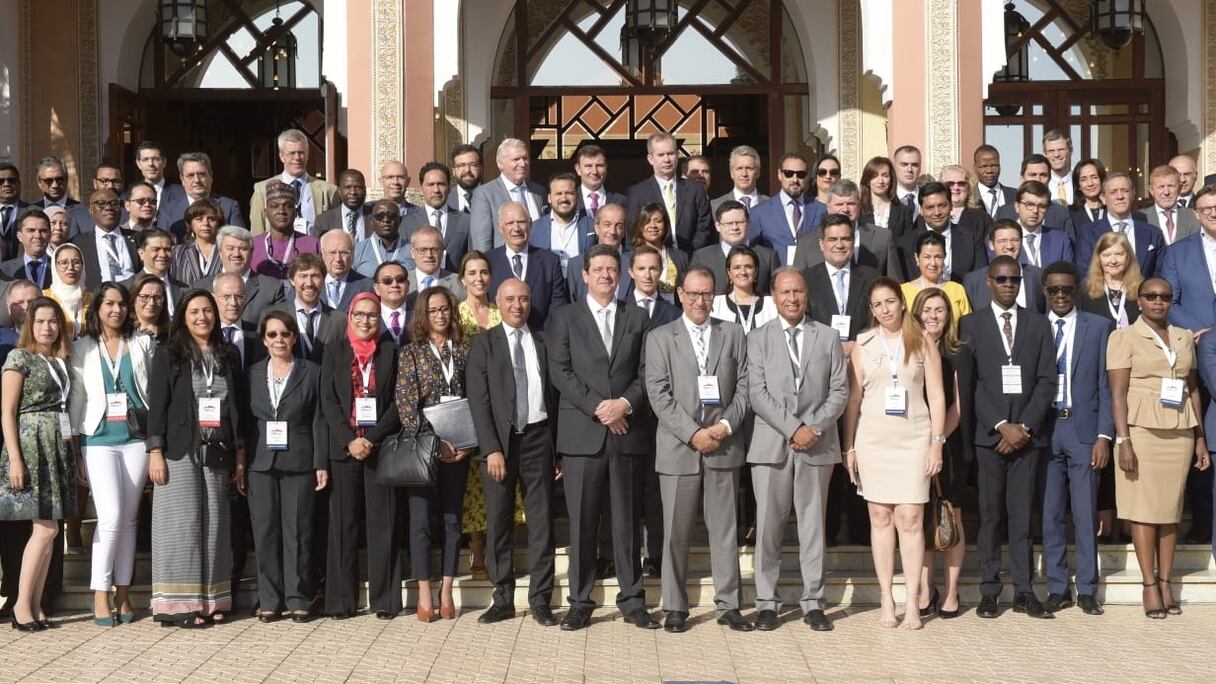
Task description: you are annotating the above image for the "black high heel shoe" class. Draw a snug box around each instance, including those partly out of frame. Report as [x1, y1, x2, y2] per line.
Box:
[938, 594, 962, 619]
[918, 587, 940, 618]
[9, 613, 43, 632]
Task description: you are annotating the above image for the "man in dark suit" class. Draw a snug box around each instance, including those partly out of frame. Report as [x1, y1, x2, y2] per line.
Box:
[448, 144, 483, 214]
[1075, 173, 1165, 278]
[692, 200, 780, 296]
[748, 152, 827, 266]
[959, 255, 1057, 619]
[973, 144, 1017, 218]
[567, 203, 632, 302]
[899, 182, 986, 283]
[996, 154, 1077, 242]
[70, 189, 140, 289]
[0, 211, 53, 288]
[625, 132, 713, 259]
[466, 278, 560, 627]
[573, 144, 627, 219]
[1038, 261, 1114, 616]
[194, 225, 285, 327]
[530, 172, 596, 278]
[792, 180, 902, 279]
[0, 163, 31, 260]
[312, 169, 371, 241]
[122, 181, 160, 234]
[119, 228, 187, 316]
[711, 145, 768, 214]
[275, 253, 340, 364]
[892, 145, 923, 217]
[1001, 181, 1074, 269]
[316, 230, 372, 312]
[131, 141, 185, 230]
[548, 244, 655, 631]
[401, 161, 471, 273]
[32, 155, 91, 238]
[1170, 154, 1199, 209]
[487, 203, 567, 330]
[966, 220, 1046, 313]
[470, 138, 546, 252]
[160, 152, 246, 240]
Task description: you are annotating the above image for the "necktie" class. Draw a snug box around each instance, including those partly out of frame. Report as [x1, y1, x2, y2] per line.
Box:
[786, 327, 801, 382]
[1090, 206, 1104, 223]
[588, 192, 599, 216]
[104, 232, 124, 279]
[1054, 319, 1068, 409]
[514, 185, 528, 217]
[1001, 311, 1014, 350]
[28, 259, 41, 285]
[292, 179, 304, 217]
[1025, 233, 1039, 267]
[988, 187, 999, 216]
[224, 325, 238, 345]
[0, 205, 10, 235]
[512, 253, 523, 278]
[640, 296, 653, 318]
[390, 310, 402, 341]
[1164, 208, 1175, 243]
[903, 194, 915, 209]
[512, 329, 528, 428]
[692, 324, 707, 374]
[790, 200, 803, 236]
[1056, 181, 1067, 204]
[327, 280, 341, 308]
[740, 196, 752, 210]
[299, 309, 317, 355]
[1179, 196, 1190, 209]
[599, 308, 613, 355]
[1115, 220, 1128, 235]
[433, 209, 444, 236]
[345, 209, 358, 238]
[422, 274, 434, 289]
[663, 181, 677, 226]
[834, 270, 847, 314]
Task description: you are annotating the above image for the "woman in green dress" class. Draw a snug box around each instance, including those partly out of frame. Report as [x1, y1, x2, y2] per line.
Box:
[0, 297, 77, 631]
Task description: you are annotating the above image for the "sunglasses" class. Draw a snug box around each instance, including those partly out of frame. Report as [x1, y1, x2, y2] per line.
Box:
[1044, 285, 1075, 296]
[943, 181, 969, 188]
[816, 168, 841, 178]
[991, 275, 1022, 285]
[371, 211, 398, 221]
[39, 176, 66, 185]
[378, 275, 408, 285]
[1139, 292, 1171, 302]
[91, 200, 122, 209]
[0, 177, 19, 186]
[129, 197, 157, 206]
[780, 169, 809, 179]
[264, 330, 295, 340]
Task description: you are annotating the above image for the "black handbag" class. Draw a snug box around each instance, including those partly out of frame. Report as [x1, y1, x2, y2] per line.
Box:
[375, 425, 439, 488]
[126, 407, 149, 440]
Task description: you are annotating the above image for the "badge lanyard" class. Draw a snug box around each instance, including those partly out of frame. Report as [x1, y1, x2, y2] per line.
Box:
[102, 337, 127, 393]
[264, 233, 297, 270]
[430, 341, 455, 392]
[99, 232, 128, 278]
[268, 362, 292, 420]
[42, 355, 70, 413]
[200, 355, 216, 396]
[1147, 326, 1178, 378]
[371, 238, 397, 266]
[733, 296, 757, 332]
[359, 357, 374, 397]
[1106, 287, 1127, 328]
[876, 330, 903, 386]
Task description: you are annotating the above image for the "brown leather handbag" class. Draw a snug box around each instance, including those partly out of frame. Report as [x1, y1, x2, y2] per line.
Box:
[930, 475, 961, 551]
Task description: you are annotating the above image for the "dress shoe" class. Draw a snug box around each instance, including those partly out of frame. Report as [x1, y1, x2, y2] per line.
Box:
[478, 604, 516, 624]
[716, 609, 754, 632]
[327, 612, 355, 621]
[1184, 522, 1212, 545]
[918, 587, 940, 618]
[595, 559, 616, 580]
[623, 608, 661, 629]
[374, 610, 397, 620]
[643, 559, 661, 579]
[416, 606, 438, 623]
[1077, 594, 1104, 615]
[1042, 592, 1074, 613]
[531, 605, 557, 627]
[976, 595, 1000, 618]
[439, 603, 456, 620]
[37, 617, 57, 629]
[1012, 593, 1055, 619]
[803, 609, 832, 632]
[256, 611, 283, 623]
[560, 607, 591, 631]
[663, 611, 689, 633]
[290, 611, 312, 624]
[754, 609, 778, 631]
[10, 613, 43, 632]
[938, 595, 962, 619]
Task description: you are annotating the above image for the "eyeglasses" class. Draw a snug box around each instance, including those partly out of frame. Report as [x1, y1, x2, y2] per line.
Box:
[1139, 292, 1171, 302]
[991, 275, 1023, 285]
[217, 293, 246, 302]
[718, 220, 748, 228]
[413, 247, 442, 255]
[136, 294, 166, 304]
[38, 176, 66, 186]
[1045, 285, 1075, 296]
[426, 305, 452, 317]
[351, 311, 379, 322]
[129, 197, 157, 206]
[816, 168, 841, 178]
[264, 330, 295, 340]
[371, 212, 397, 222]
[91, 200, 122, 209]
[1019, 200, 1049, 211]
[377, 275, 408, 285]
[680, 291, 715, 302]
[780, 169, 809, 179]
[1194, 205, 1216, 215]
[94, 178, 122, 187]
[992, 237, 1022, 246]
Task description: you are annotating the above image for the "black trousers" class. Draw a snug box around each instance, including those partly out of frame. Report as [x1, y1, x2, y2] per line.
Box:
[562, 442, 644, 612]
[638, 450, 663, 563]
[977, 445, 1040, 596]
[825, 463, 870, 545]
[326, 457, 403, 615]
[0, 521, 28, 608]
[484, 422, 555, 609]
[248, 469, 315, 612]
[406, 458, 470, 581]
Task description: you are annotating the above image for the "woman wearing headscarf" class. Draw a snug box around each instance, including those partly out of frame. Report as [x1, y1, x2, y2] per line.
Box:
[43, 242, 91, 341]
[44, 205, 72, 254]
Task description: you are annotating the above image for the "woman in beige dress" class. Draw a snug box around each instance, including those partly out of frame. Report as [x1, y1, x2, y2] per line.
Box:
[1107, 276, 1209, 619]
[842, 277, 945, 630]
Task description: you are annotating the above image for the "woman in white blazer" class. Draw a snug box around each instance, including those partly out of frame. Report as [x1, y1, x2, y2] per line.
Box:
[68, 282, 153, 626]
[710, 245, 778, 333]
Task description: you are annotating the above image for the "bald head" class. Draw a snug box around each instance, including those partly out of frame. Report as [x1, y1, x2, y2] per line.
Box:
[495, 277, 532, 328]
[1170, 154, 1199, 196]
[380, 160, 410, 203]
[498, 201, 531, 251]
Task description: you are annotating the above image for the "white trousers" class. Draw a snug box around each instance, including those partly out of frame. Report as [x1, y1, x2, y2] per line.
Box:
[83, 442, 149, 591]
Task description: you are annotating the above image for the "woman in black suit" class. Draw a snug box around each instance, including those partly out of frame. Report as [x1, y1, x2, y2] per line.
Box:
[1070, 158, 1108, 228]
[145, 289, 245, 628]
[322, 291, 403, 619]
[860, 156, 913, 239]
[245, 309, 327, 623]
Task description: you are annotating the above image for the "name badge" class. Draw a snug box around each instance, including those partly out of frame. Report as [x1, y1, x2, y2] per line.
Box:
[439, 395, 461, 404]
[106, 393, 128, 423]
[1160, 378, 1185, 409]
[1055, 373, 1065, 404]
[198, 397, 222, 427]
[786, 245, 797, 267]
[57, 412, 73, 441]
[266, 421, 289, 450]
[697, 375, 721, 406]
[830, 315, 852, 340]
[1001, 364, 1022, 395]
[884, 385, 907, 416]
[293, 217, 308, 233]
[355, 396, 378, 426]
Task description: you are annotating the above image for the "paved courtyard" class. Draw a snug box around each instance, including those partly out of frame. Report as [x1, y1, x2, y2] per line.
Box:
[0, 604, 1210, 683]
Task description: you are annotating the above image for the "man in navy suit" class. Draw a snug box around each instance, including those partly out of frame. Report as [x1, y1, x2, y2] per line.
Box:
[0, 163, 30, 260]
[1039, 261, 1114, 616]
[748, 152, 827, 266]
[448, 144, 483, 214]
[530, 172, 596, 278]
[996, 155, 1076, 242]
[625, 132, 713, 259]
[317, 229, 372, 311]
[160, 152, 246, 240]
[1005, 181, 1073, 268]
[132, 141, 185, 230]
[1075, 173, 1164, 278]
[488, 202, 567, 330]
[401, 161, 472, 273]
[0, 210, 53, 288]
[574, 144, 627, 219]
[567, 203, 632, 302]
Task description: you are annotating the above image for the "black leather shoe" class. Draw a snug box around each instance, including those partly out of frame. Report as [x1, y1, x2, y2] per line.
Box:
[560, 607, 591, 631]
[918, 587, 940, 618]
[716, 609, 754, 632]
[1042, 592, 1074, 613]
[478, 604, 516, 624]
[531, 605, 557, 626]
[256, 611, 283, 623]
[1012, 593, 1055, 619]
[664, 611, 689, 633]
[623, 608, 661, 629]
[803, 609, 832, 631]
[754, 609, 778, 631]
[643, 559, 661, 579]
[977, 595, 1000, 618]
[595, 559, 616, 579]
[1077, 594, 1104, 615]
[327, 612, 355, 621]
[374, 610, 397, 620]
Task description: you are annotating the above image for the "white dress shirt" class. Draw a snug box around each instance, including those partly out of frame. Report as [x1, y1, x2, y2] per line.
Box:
[93, 227, 135, 282]
[979, 182, 1004, 215]
[501, 177, 539, 220]
[1201, 231, 1216, 286]
[1049, 173, 1073, 205]
[381, 303, 409, 344]
[1108, 213, 1138, 256]
[341, 205, 365, 239]
[504, 245, 529, 280]
[281, 171, 316, 224]
[581, 186, 606, 213]
[501, 320, 547, 424]
[681, 314, 731, 434]
[1154, 204, 1179, 243]
[824, 262, 851, 314]
[324, 273, 347, 309]
[1047, 308, 1077, 408]
[427, 205, 448, 238]
[220, 320, 245, 366]
[991, 301, 1019, 353]
[733, 189, 761, 208]
[633, 289, 657, 317]
[1021, 225, 1043, 267]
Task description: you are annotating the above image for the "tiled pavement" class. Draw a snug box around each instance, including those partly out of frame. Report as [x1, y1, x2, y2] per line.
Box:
[1, 605, 1211, 683]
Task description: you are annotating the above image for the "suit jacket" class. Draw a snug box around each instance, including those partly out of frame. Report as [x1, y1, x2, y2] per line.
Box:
[640, 296, 680, 329]
[248, 176, 339, 235]
[245, 358, 327, 471]
[163, 192, 245, 242]
[1000, 226, 1074, 269]
[1160, 230, 1216, 331]
[625, 176, 713, 259]
[691, 242, 780, 296]
[976, 183, 1018, 217]
[963, 264, 1045, 313]
[318, 272, 373, 311]
[267, 300, 342, 363]
[0, 200, 31, 259]
[710, 191, 768, 215]
[194, 270, 285, 327]
[466, 325, 559, 457]
[1075, 217, 1164, 278]
[1144, 204, 1202, 244]
[746, 317, 848, 465]
[955, 207, 994, 241]
[318, 340, 402, 460]
[67, 333, 153, 437]
[352, 236, 411, 279]
[407, 269, 465, 305]
[1197, 332, 1216, 454]
[1054, 311, 1116, 443]
[469, 177, 547, 252]
[448, 184, 478, 214]
[0, 255, 52, 288]
[119, 271, 187, 311]
[566, 248, 632, 303]
[529, 213, 596, 259]
[142, 183, 185, 231]
[958, 306, 1057, 448]
[1076, 287, 1139, 327]
[34, 199, 91, 239]
[400, 206, 471, 273]
[144, 343, 245, 463]
[748, 193, 827, 266]
[997, 201, 1077, 243]
[804, 262, 879, 341]
[862, 200, 914, 241]
[313, 203, 373, 240]
[793, 222, 903, 280]
[486, 246, 567, 330]
[899, 221, 986, 284]
[70, 228, 141, 290]
[1070, 204, 1106, 231]
[547, 299, 650, 456]
[576, 189, 628, 218]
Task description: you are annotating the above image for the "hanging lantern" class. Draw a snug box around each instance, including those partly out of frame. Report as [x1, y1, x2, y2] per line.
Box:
[258, 17, 298, 90]
[1091, 0, 1144, 50]
[159, 0, 207, 57]
[621, 0, 678, 79]
[991, 3, 1030, 116]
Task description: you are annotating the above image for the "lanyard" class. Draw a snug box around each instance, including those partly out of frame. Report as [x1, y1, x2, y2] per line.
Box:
[359, 357, 374, 397]
[732, 295, 757, 332]
[430, 341, 455, 389]
[199, 355, 216, 396]
[876, 330, 903, 383]
[1147, 326, 1178, 377]
[264, 233, 297, 267]
[1106, 286, 1128, 327]
[99, 231, 126, 273]
[268, 362, 292, 417]
[41, 355, 69, 410]
[101, 337, 127, 391]
[371, 238, 397, 266]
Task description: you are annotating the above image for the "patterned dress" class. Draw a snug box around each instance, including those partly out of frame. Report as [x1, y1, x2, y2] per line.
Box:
[0, 348, 78, 521]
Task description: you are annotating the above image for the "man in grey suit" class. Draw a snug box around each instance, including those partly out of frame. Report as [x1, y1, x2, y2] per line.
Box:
[317, 230, 372, 311]
[194, 225, 285, 327]
[402, 161, 471, 273]
[312, 169, 371, 241]
[406, 225, 464, 304]
[470, 138, 546, 252]
[1144, 164, 1201, 245]
[691, 200, 780, 296]
[792, 179, 903, 280]
[710, 145, 767, 214]
[747, 268, 848, 632]
[645, 266, 752, 633]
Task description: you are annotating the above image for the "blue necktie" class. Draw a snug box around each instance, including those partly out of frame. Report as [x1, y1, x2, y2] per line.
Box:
[1054, 319, 1068, 409]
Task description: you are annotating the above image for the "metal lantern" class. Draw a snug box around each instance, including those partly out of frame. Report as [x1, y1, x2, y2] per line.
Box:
[258, 17, 298, 90]
[621, 0, 678, 79]
[158, 0, 207, 57]
[991, 3, 1030, 116]
[1091, 0, 1144, 50]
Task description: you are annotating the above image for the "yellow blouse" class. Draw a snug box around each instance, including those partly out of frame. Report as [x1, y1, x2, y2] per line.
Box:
[901, 280, 971, 334]
[458, 300, 502, 338]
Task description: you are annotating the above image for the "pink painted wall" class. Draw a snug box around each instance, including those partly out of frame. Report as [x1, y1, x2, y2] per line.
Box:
[887, 0, 926, 154]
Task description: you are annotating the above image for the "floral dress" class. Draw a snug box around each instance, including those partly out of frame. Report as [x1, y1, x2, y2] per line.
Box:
[0, 349, 78, 520]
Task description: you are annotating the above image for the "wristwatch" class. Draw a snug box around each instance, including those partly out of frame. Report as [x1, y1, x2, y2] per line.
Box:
[1115, 435, 1131, 446]
[931, 434, 947, 444]
[1019, 423, 1032, 436]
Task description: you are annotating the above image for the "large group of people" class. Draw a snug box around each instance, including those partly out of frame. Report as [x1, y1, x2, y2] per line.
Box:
[0, 127, 1214, 635]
